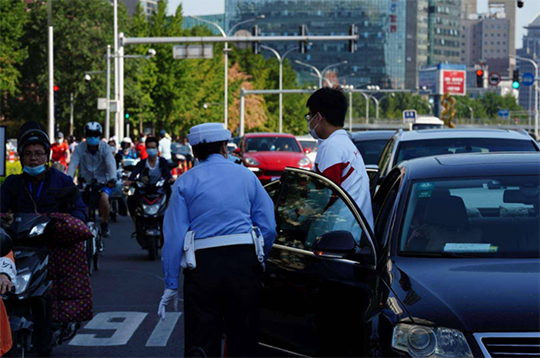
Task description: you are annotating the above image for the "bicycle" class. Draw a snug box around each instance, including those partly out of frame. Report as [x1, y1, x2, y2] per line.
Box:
[78, 179, 104, 275]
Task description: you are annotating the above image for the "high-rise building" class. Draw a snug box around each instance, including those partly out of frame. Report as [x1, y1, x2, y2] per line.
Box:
[517, 12, 540, 112]
[461, 0, 477, 20]
[405, 0, 429, 89]
[183, 14, 226, 36]
[426, 0, 462, 66]
[488, 0, 515, 66]
[120, 0, 159, 17]
[224, 0, 409, 89]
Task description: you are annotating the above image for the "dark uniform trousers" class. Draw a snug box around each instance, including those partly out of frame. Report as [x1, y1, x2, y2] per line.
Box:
[183, 244, 261, 358]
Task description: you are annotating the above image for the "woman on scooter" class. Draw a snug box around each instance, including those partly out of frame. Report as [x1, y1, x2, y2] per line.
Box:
[0, 121, 93, 355]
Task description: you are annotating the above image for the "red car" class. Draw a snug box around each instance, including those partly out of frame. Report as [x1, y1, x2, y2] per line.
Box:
[235, 133, 312, 184]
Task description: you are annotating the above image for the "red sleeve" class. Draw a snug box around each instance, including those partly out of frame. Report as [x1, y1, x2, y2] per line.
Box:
[321, 163, 349, 186]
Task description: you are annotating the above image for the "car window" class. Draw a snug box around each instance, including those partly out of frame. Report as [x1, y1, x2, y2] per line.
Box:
[275, 169, 375, 266]
[354, 139, 389, 165]
[298, 140, 317, 152]
[246, 136, 301, 153]
[396, 138, 538, 164]
[399, 176, 540, 258]
[378, 137, 395, 176]
[264, 180, 281, 205]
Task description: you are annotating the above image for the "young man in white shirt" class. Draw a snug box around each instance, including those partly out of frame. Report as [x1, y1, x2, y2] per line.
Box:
[305, 87, 374, 230]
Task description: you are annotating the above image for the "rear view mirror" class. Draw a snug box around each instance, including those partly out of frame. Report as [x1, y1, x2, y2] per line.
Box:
[0, 228, 12, 257]
[313, 231, 356, 259]
[234, 147, 241, 154]
[303, 147, 311, 154]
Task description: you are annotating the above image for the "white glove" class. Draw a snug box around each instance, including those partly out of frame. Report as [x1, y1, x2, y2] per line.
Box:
[157, 288, 178, 320]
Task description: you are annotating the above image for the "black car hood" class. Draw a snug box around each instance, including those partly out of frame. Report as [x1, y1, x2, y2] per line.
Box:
[391, 257, 540, 332]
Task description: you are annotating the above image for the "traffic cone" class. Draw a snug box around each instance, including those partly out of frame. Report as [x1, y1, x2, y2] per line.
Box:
[8, 151, 15, 162]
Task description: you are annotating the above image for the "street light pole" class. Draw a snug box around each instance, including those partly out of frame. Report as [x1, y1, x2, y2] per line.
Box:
[321, 60, 348, 84]
[190, 15, 264, 130]
[114, 0, 119, 140]
[106, 44, 111, 140]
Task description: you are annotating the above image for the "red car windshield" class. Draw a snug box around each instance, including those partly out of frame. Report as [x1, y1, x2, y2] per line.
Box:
[246, 137, 301, 153]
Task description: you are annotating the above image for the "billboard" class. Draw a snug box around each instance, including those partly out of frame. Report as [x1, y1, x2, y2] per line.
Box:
[418, 64, 467, 96]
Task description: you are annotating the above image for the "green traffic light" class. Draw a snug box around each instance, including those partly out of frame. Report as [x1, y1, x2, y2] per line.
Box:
[512, 82, 520, 89]
[125, 113, 130, 119]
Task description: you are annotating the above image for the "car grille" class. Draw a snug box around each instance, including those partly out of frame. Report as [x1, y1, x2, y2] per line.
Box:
[474, 333, 540, 358]
[264, 171, 283, 177]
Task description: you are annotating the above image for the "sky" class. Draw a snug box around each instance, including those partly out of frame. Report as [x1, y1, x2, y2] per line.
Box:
[167, 0, 540, 49]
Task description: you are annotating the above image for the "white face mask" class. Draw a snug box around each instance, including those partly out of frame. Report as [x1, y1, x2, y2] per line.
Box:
[57, 139, 63, 144]
[308, 113, 321, 140]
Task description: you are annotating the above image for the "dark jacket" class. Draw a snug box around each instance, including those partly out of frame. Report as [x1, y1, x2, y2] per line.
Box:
[0, 167, 92, 323]
[128, 157, 172, 181]
[0, 167, 86, 222]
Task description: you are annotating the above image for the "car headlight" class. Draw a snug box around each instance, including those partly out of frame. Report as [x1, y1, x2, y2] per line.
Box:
[13, 271, 32, 294]
[298, 157, 311, 167]
[244, 157, 260, 166]
[29, 222, 48, 237]
[392, 324, 473, 358]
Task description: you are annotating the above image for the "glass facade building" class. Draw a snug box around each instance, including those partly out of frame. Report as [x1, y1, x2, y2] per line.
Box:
[225, 0, 408, 89]
[183, 14, 226, 35]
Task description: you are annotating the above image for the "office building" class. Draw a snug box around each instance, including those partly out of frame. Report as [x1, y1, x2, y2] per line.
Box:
[426, 0, 462, 66]
[517, 12, 540, 112]
[183, 14, 226, 35]
[461, 0, 477, 20]
[488, 0, 515, 65]
[225, 0, 416, 89]
[120, 0, 159, 17]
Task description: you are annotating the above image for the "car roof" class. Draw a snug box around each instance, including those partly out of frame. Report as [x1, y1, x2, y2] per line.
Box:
[295, 135, 317, 142]
[397, 128, 534, 142]
[400, 152, 540, 180]
[244, 133, 296, 138]
[351, 130, 396, 141]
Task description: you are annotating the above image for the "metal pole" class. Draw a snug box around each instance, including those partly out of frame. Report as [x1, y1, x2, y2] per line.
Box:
[48, 24, 54, 141]
[371, 96, 380, 120]
[70, 93, 74, 136]
[279, 59, 283, 133]
[123, 34, 359, 45]
[349, 91, 353, 132]
[535, 65, 539, 139]
[106, 45, 111, 140]
[469, 106, 473, 124]
[528, 85, 532, 131]
[240, 88, 245, 137]
[224, 43, 229, 130]
[114, 0, 119, 141]
[119, 33, 125, 141]
[366, 96, 369, 124]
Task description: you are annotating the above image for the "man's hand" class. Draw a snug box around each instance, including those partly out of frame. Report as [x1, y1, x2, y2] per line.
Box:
[0, 274, 12, 294]
[157, 288, 178, 320]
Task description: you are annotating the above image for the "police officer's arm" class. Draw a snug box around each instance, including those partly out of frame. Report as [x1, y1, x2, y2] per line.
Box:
[66, 145, 81, 178]
[250, 175, 277, 259]
[162, 181, 190, 290]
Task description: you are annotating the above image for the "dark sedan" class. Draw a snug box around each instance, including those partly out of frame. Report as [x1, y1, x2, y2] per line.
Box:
[261, 152, 540, 357]
[349, 130, 396, 165]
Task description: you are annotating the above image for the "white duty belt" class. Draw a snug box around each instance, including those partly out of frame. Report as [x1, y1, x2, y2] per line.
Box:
[180, 227, 265, 270]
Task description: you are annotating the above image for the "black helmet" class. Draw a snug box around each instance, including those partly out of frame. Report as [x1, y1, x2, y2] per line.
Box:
[17, 121, 51, 155]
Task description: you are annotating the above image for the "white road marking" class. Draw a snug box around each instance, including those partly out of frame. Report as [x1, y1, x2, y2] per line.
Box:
[145, 312, 183, 347]
[69, 312, 148, 346]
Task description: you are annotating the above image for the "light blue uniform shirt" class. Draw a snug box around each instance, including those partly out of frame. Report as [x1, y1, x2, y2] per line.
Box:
[162, 154, 277, 289]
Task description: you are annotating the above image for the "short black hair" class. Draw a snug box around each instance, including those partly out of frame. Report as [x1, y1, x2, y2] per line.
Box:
[192, 141, 226, 161]
[145, 136, 159, 148]
[306, 87, 348, 127]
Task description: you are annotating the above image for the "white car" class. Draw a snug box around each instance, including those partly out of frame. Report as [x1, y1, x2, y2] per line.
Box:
[296, 136, 317, 164]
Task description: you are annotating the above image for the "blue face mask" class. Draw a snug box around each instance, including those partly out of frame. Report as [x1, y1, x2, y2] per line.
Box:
[147, 148, 158, 158]
[23, 164, 46, 177]
[87, 137, 100, 146]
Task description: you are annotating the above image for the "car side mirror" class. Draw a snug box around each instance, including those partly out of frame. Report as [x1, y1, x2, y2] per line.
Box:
[313, 231, 356, 259]
[0, 228, 13, 257]
[303, 147, 311, 154]
[234, 147, 241, 155]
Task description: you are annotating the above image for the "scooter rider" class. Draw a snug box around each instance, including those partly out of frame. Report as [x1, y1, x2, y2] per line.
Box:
[159, 123, 277, 357]
[67, 122, 117, 237]
[0, 121, 91, 354]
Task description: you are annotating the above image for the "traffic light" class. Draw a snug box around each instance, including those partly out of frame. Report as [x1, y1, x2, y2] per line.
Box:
[512, 70, 520, 89]
[53, 85, 61, 120]
[299, 25, 307, 54]
[125, 112, 130, 119]
[476, 69, 484, 88]
[252, 25, 261, 55]
[348, 24, 358, 53]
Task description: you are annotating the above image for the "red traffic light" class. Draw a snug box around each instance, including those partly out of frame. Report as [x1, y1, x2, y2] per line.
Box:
[476, 70, 484, 77]
[53, 85, 59, 92]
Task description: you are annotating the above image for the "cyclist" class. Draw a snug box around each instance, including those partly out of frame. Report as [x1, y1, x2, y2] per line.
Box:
[67, 122, 116, 237]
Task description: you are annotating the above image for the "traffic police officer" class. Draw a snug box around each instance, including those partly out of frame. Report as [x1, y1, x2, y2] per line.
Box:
[159, 123, 277, 357]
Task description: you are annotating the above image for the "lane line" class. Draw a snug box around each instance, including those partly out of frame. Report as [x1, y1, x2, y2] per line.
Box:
[69, 312, 147, 346]
[145, 312, 183, 347]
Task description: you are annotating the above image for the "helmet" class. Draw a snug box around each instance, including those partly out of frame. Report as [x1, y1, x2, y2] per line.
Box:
[122, 137, 132, 144]
[85, 122, 103, 138]
[17, 121, 51, 155]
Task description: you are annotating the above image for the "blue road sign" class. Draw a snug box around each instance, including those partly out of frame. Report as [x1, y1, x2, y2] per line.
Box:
[522, 72, 535, 87]
[498, 109, 510, 119]
[403, 109, 417, 124]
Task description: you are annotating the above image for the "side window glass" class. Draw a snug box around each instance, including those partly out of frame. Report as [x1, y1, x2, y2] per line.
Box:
[378, 138, 394, 175]
[264, 180, 281, 205]
[375, 179, 401, 244]
[275, 170, 375, 266]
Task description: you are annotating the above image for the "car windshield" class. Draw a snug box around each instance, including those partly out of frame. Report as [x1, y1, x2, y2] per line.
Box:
[396, 138, 538, 164]
[246, 137, 301, 153]
[298, 140, 317, 152]
[399, 176, 540, 258]
[354, 139, 389, 165]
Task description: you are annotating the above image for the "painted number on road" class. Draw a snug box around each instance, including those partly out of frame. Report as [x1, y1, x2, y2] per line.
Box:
[69, 312, 147, 346]
[69, 311, 183, 347]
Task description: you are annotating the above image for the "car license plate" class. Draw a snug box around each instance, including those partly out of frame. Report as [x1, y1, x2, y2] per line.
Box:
[271, 176, 280, 182]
